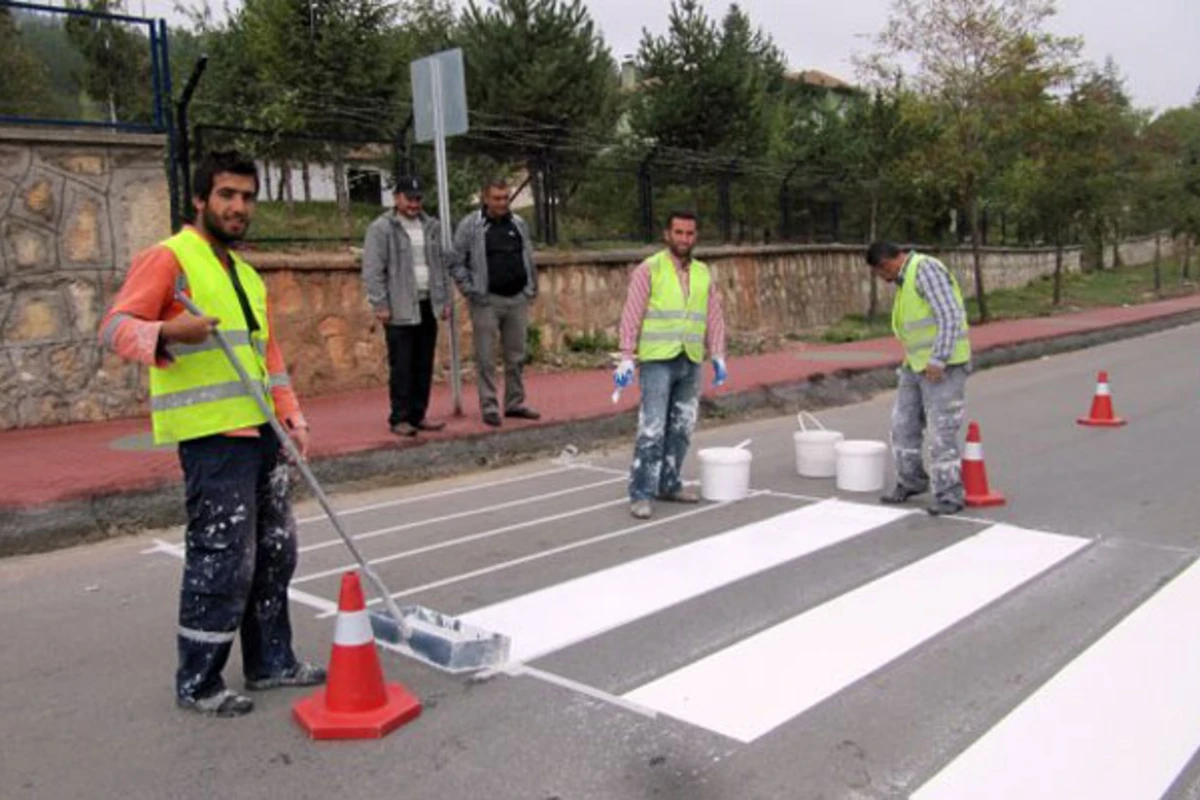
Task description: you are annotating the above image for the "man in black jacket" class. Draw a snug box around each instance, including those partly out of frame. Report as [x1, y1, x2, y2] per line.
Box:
[447, 177, 540, 427]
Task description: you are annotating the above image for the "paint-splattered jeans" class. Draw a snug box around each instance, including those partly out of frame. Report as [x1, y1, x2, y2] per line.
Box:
[891, 364, 969, 505]
[629, 354, 702, 502]
[176, 426, 299, 701]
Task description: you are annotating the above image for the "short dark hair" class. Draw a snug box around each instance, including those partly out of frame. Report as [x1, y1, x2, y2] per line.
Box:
[192, 150, 259, 202]
[865, 241, 902, 267]
[482, 176, 509, 193]
[664, 210, 697, 229]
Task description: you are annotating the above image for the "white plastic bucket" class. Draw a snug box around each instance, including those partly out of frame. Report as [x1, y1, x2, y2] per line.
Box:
[793, 411, 844, 478]
[835, 440, 888, 492]
[698, 441, 752, 501]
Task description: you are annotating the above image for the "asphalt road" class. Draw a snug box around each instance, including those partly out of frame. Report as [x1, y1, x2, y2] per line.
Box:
[3, 323, 1200, 800]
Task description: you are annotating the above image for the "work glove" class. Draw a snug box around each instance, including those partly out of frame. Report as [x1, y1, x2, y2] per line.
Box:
[712, 358, 728, 388]
[613, 358, 636, 390]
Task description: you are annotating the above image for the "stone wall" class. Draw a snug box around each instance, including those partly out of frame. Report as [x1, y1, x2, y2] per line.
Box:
[0, 122, 1178, 432]
[1102, 234, 1177, 269]
[0, 126, 170, 429]
[252, 242, 1091, 404]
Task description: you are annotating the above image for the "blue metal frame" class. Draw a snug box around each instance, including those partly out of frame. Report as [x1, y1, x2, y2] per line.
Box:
[0, 0, 169, 132]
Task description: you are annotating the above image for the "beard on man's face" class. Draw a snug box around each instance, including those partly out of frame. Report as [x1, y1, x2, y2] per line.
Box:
[202, 205, 249, 244]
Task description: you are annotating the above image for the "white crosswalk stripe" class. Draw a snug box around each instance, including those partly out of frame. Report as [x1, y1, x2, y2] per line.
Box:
[623, 524, 1089, 742]
[913, 557, 1200, 800]
[460, 498, 910, 664]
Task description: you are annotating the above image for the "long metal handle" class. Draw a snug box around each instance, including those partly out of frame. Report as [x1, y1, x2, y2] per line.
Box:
[174, 293, 410, 636]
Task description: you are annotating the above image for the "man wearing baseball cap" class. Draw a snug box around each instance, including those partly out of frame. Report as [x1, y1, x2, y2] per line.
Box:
[362, 175, 451, 436]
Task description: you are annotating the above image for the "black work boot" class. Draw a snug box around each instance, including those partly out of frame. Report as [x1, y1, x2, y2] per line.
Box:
[880, 485, 925, 505]
[926, 498, 965, 517]
[177, 688, 254, 717]
[245, 662, 327, 691]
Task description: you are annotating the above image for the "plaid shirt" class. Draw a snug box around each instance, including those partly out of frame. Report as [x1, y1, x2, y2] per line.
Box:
[899, 253, 966, 369]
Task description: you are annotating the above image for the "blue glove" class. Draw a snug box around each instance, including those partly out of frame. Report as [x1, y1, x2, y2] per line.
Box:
[713, 358, 728, 388]
[614, 358, 635, 389]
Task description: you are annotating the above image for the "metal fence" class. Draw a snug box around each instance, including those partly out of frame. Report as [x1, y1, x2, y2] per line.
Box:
[0, 0, 171, 132]
[185, 124, 882, 251]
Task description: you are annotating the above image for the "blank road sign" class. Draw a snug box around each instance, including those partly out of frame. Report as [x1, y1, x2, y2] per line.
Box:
[411, 48, 469, 143]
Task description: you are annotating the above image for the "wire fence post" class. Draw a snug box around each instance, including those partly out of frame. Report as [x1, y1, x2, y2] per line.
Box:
[717, 159, 736, 243]
[175, 56, 208, 228]
[638, 149, 656, 243]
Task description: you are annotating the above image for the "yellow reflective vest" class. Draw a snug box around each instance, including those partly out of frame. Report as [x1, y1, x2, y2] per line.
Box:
[892, 253, 971, 372]
[637, 250, 710, 364]
[149, 228, 273, 444]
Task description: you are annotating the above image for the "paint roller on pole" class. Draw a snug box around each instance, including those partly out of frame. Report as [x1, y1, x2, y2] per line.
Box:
[174, 292, 510, 673]
[412, 48, 469, 417]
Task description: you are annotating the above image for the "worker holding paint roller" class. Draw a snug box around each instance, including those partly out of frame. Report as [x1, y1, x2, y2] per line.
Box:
[99, 151, 325, 717]
[616, 211, 727, 520]
[865, 241, 971, 516]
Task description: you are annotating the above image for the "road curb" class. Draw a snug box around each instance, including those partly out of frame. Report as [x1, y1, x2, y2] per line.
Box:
[4, 306, 1199, 558]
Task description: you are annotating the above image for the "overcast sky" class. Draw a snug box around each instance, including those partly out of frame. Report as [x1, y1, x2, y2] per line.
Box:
[133, 0, 1200, 113]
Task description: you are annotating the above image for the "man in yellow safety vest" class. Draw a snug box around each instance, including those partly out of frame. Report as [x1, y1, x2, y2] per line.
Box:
[866, 241, 972, 516]
[615, 211, 728, 520]
[99, 151, 325, 716]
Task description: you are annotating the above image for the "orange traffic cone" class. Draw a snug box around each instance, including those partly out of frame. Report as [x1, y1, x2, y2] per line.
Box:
[293, 572, 422, 740]
[1077, 371, 1127, 427]
[962, 421, 1006, 507]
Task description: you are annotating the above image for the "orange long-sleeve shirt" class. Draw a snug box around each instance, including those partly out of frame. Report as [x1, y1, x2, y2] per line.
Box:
[99, 226, 306, 435]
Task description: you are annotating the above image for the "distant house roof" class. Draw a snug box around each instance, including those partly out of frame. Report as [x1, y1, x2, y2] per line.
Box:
[786, 69, 857, 93]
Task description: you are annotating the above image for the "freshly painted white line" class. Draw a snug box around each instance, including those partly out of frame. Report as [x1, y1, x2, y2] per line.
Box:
[318, 493, 769, 618]
[291, 497, 627, 584]
[505, 664, 659, 719]
[461, 498, 910, 665]
[913, 558, 1200, 800]
[294, 465, 574, 525]
[624, 524, 1089, 743]
[758, 489, 827, 503]
[762, 490, 1003, 526]
[297, 476, 624, 554]
[571, 463, 631, 477]
[143, 538, 184, 556]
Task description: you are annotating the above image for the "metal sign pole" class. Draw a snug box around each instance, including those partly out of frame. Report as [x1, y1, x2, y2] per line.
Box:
[431, 58, 463, 416]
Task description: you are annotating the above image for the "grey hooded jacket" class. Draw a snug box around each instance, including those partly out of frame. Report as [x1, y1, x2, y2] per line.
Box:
[361, 210, 448, 325]
[447, 209, 537, 303]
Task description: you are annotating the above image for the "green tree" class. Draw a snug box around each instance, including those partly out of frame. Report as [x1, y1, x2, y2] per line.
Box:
[864, 0, 1080, 322]
[238, 0, 402, 214]
[632, 1, 784, 157]
[998, 80, 1118, 305]
[457, 0, 619, 240]
[1070, 60, 1143, 270]
[65, 0, 154, 125]
[1141, 103, 1200, 281]
[0, 8, 56, 118]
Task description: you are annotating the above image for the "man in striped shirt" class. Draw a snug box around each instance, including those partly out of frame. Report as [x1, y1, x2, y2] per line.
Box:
[866, 241, 972, 516]
[615, 211, 728, 519]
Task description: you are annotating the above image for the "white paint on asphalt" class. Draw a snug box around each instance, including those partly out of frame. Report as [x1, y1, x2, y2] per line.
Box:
[322, 493, 769, 618]
[297, 476, 625, 554]
[291, 497, 628, 584]
[461, 499, 910, 664]
[504, 664, 659, 719]
[913, 557, 1200, 800]
[623, 524, 1089, 743]
[294, 465, 575, 525]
